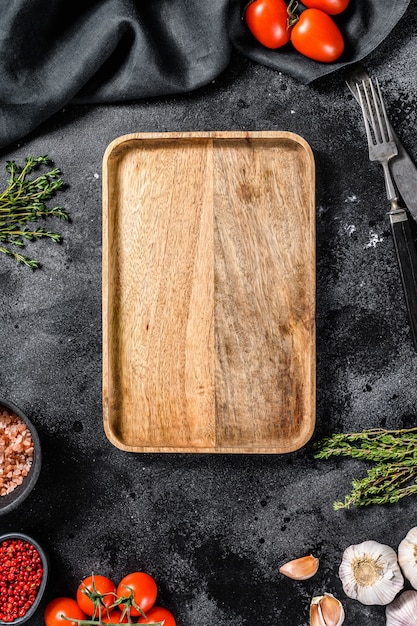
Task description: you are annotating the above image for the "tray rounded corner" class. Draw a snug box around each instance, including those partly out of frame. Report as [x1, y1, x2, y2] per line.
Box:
[103, 406, 134, 453]
[286, 417, 316, 454]
[102, 133, 138, 166]
[282, 131, 315, 159]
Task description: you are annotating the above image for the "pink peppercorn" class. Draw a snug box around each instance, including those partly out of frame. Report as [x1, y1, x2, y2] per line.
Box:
[0, 539, 43, 622]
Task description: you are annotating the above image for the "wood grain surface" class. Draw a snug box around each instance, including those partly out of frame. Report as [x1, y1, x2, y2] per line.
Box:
[102, 131, 315, 453]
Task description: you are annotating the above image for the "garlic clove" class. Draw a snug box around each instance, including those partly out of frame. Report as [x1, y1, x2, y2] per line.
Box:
[310, 601, 321, 626]
[320, 593, 345, 626]
[398, 526, 417, 589]
[279, 554, 319, 580]
[386, 590, 417, 626]
[338, 540, 404, 606]
[310, 594, 345, 626]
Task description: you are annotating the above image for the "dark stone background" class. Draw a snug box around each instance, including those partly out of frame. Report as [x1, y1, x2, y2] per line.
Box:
[1, 6, 417, 625]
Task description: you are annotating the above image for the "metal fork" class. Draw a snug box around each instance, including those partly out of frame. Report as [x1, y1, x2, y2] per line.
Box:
[346, 64, 417, 221]
[357, 77, 417, 350]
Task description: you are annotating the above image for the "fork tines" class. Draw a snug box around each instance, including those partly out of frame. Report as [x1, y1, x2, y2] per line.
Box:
[357, 79, 394, 147]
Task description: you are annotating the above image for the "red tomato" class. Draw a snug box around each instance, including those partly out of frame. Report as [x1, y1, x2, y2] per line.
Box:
[101, 611, 129, 623]
[137, 606, 177, 626]
[116, 572, 158, 617]
[301, 0, 350, 14]
[44, 597, 87, 626]
[291, 9, 344, 62]
[76, 574, 117, 617]
[245, 0, 291, 49]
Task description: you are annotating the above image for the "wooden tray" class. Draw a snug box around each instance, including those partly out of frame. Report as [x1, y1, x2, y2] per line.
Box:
[102, 131, 316, 453]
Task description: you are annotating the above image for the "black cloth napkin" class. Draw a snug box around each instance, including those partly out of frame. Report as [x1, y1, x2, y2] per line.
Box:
[0, 0, 411, 151]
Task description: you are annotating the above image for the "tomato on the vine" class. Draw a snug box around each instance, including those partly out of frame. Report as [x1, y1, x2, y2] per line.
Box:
[44, 597, 87, 626]
[291, 8, 344, 62]
[245, 0, 291, 49]
[301, 0, 349, 14]
[116, 572, 158, 616]
[101, 611, 129, 623]
[76, 574, 117, 616]
[138, 606, 177, 626]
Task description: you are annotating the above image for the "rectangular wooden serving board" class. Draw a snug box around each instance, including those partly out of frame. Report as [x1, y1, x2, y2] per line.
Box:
[102, 131, 316, 453]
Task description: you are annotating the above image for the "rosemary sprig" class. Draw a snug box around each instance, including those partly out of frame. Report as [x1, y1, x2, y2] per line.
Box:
[314, 427, 417, 509]
[0, 155, 69, 268]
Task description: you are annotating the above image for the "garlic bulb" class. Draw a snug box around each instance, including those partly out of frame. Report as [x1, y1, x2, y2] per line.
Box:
[310, 593, 345, 626]
[338, 540, 404, 605]
[386, 590, 417, 625]
[398, 526, 417, 589]
[279, 554, 319, 580]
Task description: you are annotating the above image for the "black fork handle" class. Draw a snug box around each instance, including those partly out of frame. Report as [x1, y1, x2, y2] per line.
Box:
[390, 208, 417, 350]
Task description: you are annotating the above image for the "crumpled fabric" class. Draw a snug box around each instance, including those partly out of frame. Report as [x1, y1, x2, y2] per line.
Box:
[0, 0, 411, 150]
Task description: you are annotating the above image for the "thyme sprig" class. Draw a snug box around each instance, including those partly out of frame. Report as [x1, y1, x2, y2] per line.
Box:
[0, 155, 69, 269]
[314, 427, 417, 509]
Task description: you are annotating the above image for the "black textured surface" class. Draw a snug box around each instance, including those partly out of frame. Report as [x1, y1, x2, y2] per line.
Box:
[1, 7, 417, 626]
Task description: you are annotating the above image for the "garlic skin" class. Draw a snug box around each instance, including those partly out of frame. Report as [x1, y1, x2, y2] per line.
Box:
[310, 594, 345, 626]
[398, 526, 417, 589]
[338, 540, 404, 605]
[386, 590, 417, 625]
[279, 554, 319, 580]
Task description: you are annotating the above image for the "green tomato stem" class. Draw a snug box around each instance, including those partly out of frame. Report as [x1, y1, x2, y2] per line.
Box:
[286, 0, 299, 27]
[61, 615, 164, 626]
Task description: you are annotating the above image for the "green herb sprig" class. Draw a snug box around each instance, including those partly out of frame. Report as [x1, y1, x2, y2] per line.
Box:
[314, 427, 417, 509]
[0, 155, 69, 269]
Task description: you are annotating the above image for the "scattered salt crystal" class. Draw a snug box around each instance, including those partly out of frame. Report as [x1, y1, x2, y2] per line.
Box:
[365, 231, 384, 248]
[344, 224, 356, 236]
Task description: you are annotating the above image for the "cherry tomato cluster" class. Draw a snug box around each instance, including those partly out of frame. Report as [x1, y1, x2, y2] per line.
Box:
[244, 0, 349, 63]
[44, 572, 176, 626]
[0, 538, 44, 623]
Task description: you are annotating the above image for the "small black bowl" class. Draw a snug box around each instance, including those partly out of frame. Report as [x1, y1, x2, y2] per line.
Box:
[0, 398, 42, 515]
[0, 532, 49, 625]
